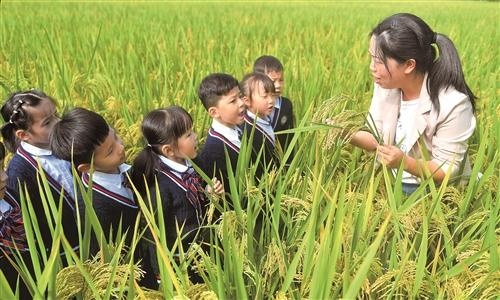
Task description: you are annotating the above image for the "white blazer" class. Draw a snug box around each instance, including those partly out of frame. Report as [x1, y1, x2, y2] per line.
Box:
[368, 74, 476, 180]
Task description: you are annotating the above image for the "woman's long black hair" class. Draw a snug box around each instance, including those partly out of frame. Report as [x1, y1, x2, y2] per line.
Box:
[371, 13, 476, 112]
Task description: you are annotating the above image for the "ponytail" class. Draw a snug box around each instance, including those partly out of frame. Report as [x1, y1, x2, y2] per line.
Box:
[428, 33, 477, 112]
[131, 145, 160, 197]
[0, 122, 18, 153]
[0, 141, 6, 161]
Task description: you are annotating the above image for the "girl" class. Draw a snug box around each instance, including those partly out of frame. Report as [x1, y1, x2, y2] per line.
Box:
[0, 89, 79, 251]
[239, 72, 279, 179]
[131, 106, 223, 250]
[0, 141, 30, 297]
[350, 13, 476, 194]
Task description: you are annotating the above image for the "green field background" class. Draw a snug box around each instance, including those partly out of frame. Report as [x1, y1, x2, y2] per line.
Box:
[1, 1, 498, 158]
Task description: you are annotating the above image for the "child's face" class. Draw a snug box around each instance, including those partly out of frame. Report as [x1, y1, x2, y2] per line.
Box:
[212, 86, 245, 127]
[92, 128, 126, 174]
[266, 71, 284, 96]
[174, 128, 198, 161]
[21, 99, 59, 149]
[0, 159, 7, 199]
[244, 81, 276, 118]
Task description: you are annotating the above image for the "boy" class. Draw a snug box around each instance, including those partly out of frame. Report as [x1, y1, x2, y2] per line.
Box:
[253, 55, 295, 166]
[50, 108, 137, 255]
[198, 73, 245, 198]
[239, 72, 279, 178]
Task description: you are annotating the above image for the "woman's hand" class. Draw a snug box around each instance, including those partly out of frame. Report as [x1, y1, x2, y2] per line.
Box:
[207, 177, 224, 195]
[377, 144, 405, 168]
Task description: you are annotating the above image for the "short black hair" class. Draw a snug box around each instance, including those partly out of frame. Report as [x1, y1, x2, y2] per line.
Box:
[198, 73, 239, 110]
[50, 108, 109, 166]
[253, 55, 284, 74]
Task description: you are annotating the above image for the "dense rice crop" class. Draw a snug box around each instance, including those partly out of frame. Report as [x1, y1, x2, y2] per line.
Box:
[1, 1, 498, 299]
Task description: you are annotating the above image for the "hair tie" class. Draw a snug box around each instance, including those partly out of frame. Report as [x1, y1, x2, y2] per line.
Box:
[146, 143, 152, 148]
[8, 109, 21, 124]
[432, 32, 438, 44]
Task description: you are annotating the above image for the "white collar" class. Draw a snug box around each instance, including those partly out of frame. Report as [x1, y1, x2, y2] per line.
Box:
[91, 164, 131, 189]
[212, 119, 241, 144]
[158, 155, 191, 173]
[246, 110, 272, 127]
[21, 141, 52, 156]
[274, 96, 282, 109]
[245, 110, 275, 143]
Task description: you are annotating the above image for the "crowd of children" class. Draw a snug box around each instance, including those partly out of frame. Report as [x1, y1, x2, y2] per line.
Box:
[0, 56, 295, 293]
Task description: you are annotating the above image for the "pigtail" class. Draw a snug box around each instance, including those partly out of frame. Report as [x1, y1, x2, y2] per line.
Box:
[131, 145, 160, 197]
[0, 122, 19, 153]
[428, 33, 477, 112]
[0, 141, 6, 161]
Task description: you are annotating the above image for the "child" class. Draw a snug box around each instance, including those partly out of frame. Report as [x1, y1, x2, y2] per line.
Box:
[50, 108, 137, 255]
[239, 72, 279, 178]
[0, 90, 79, 252]
[0, 141, 26, 253]
[0, 141, 30, 298]
[130, 106, 223, 251]
[253, 55, 295, 165]
[198, 73, 245, 198]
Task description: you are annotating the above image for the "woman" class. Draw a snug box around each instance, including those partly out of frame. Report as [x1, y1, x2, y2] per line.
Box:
[351, 13, 476, 194]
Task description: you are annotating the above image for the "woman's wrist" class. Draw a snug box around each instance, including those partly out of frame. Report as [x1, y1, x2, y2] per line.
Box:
[402, 154, 415, 174]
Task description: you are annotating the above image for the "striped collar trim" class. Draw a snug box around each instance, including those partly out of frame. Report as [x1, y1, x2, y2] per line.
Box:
[208, 128, 240, 153]
[81, 173, 136, 208]
[17, 146, 75, 210]
[243, 113, 275, 145]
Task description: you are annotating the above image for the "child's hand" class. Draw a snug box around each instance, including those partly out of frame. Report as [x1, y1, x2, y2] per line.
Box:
[207, 177, 224, 195]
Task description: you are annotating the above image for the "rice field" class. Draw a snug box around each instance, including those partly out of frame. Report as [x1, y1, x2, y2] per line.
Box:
[1, 1, 499, 299]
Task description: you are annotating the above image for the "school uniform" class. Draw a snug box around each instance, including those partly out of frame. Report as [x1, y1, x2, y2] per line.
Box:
[0, 189, 30, 298]
[6, 142, 79, 251]
[199, 119, 241, 197]
[151, 156, 208, 250]
[0, 189, 27, 253]
[269, 96, 295, 166]
[80, 164, 138, 255]
[368, 73, 476, 189]
[240, 111, 279, 178]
